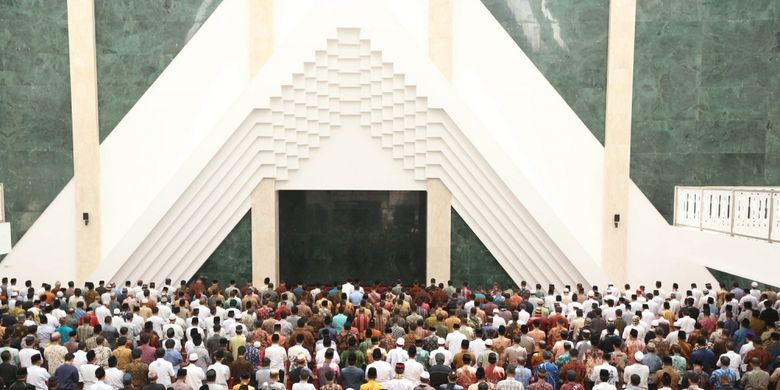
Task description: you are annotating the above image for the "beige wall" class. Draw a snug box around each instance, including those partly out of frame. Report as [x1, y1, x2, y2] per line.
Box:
[602, 0, 637, 284]
[67, 0, 102, 283]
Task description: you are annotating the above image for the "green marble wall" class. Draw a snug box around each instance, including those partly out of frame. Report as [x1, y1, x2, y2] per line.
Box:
[194, 211, 252, 286]
[94, 0, 222, 141]
[451, 209, 514, 288]
[277, 191, 427, 285]
[481, 0, 609, 143]
[0, 1, 72, 252]
[631, 0, 780, 222]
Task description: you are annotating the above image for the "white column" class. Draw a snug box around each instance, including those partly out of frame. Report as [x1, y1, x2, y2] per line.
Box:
[252, 179, 278, 287]
[67, 0, 102, 283]
[427, 179, 452, 283]
[602, 0, 637, 285]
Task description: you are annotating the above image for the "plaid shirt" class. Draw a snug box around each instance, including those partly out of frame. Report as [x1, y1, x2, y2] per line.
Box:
[496, 377, 524, 390]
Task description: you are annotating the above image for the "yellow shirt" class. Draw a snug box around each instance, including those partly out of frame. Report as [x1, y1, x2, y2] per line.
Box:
[360, 379, 383, 390]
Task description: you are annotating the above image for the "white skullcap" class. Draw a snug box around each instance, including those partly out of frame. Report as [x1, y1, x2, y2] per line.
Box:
[437, 338, 445, 345]
[189, 353, 198, 361]
[751, 282, 758, 288]
[420, 372, 430, 380]
[396, 338, 405, 346]
[634, 351, 644, 361]
[485, 339, 493, 346]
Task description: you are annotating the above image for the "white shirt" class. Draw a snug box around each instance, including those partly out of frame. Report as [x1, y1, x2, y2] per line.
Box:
[207, 361, 231, 386]
[385, 377, 415, 390]
[591, 363, 618, 384]
[429, 347, 453, 366]
[265, 344, 287, 373]
[315, 347, 340, 368]
[26, 365, 51, 390]
[149, 358, 176, 386]
[387, 347, 409, 366]
[673, 316, 696, 333]
[403, 359, 425, 384]
[19, 348, 39, 368]
[292, 382, 316, 390]
[288, 345, 312, 365]
[446, 332, 467, 355]
[105, 367, 125, 390]
[366, 360, 394, 384]
[593, 383, 617, 390]
[79, 363, 101, 390]
[185, 364, 207, 389]
[91, 382, 114, 390]
[623, 363, 649, 390]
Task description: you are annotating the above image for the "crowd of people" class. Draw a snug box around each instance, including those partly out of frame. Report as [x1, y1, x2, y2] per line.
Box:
[0, 276, 778, 390]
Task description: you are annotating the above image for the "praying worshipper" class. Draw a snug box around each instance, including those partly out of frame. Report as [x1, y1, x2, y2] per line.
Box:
[0, 278, 779, 390]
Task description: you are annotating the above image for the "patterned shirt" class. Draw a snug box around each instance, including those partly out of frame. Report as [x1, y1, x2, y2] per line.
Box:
[528, 382, 552, 390]
[44, 345, 68, 374]
[496, 377, 524, 390]
[709, 368, 736, 390]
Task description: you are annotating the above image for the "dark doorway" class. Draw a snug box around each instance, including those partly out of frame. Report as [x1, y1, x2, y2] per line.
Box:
[279, 190, 426, 285]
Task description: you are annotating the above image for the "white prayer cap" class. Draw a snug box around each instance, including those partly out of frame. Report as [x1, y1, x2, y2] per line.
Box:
[189, 353, 198, 361]
[485, 339, 493, 346]
[396, 338, 405, 346]
[437, 338, 445, 345]
[751, 282, 758, 288]
[634, 351, 644, 361]
[587, 291, 595, 297]
[420, 372, 430, 380]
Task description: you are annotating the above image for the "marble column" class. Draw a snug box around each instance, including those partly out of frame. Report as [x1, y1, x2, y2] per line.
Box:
[249, 0, 276, 288]
[602, 0, 636, 284]
[427, 179, 452, 284]
[248, 0, 274, 76]
[429, 0, 453, 81]
[252, 179, 278, 287]
[67, 0, 102, 283]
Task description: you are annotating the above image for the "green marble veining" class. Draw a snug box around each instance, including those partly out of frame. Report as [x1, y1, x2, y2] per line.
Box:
[631, 0, 780, 223]
[94, 0, 221, 141]
[194, 211, 252, 286]
[0, 1, 72, 252]
[451, 209, 514, 288]
[481, 0, 609, 143]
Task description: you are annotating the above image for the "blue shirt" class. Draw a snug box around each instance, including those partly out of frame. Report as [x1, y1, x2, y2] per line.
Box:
[164, 349, 183, 369]
[54, 363, 79, 390]
[534, 362, 559, 390]
[515, 366, 532, 389]
[709, 368, 736, 390]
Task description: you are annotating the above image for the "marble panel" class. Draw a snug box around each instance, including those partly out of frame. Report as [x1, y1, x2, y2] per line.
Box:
[632, 0, 780, 224]
[193, 211, 252, 287]
[94, 0, 222, 141]
[450, 209, 514, 288]
[481, 0, 609, 143]
[0, 1, 72, 250]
